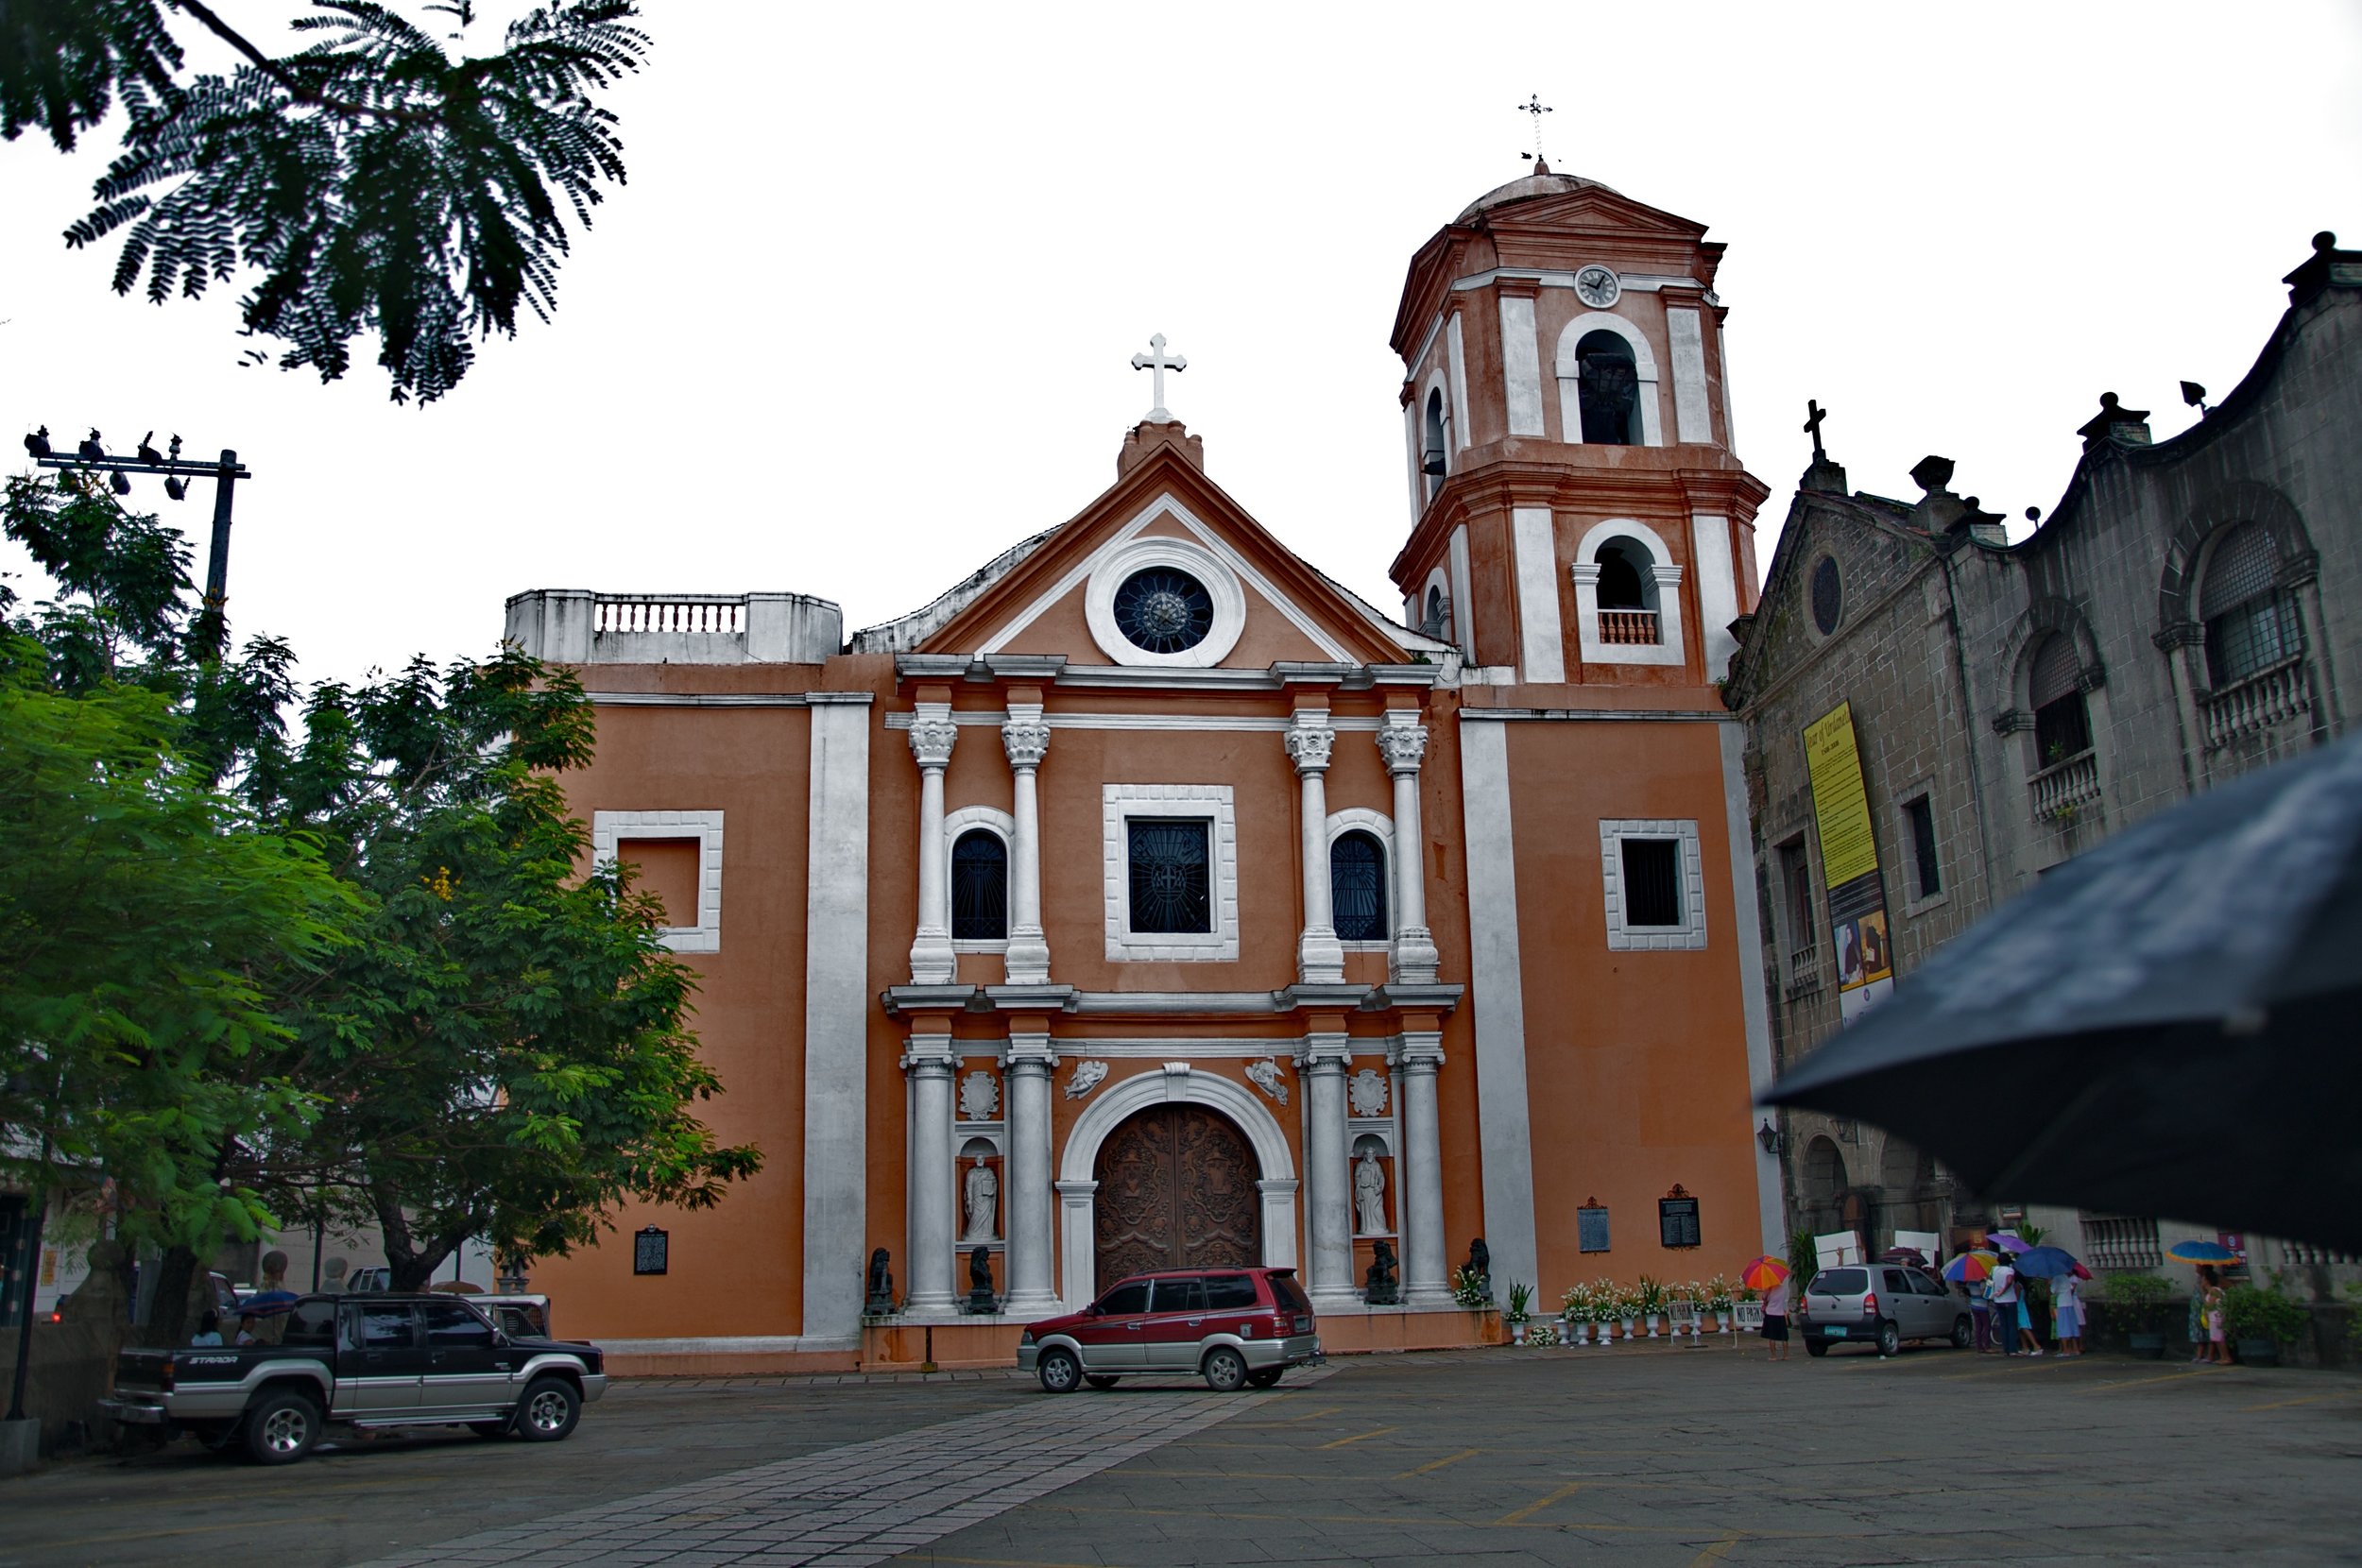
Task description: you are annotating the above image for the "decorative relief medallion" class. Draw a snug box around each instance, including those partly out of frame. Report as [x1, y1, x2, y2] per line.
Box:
[1244, 1056, 1290, 1106]
[958, 1069, 1000, 1121]
[1062, 1059, 1108, 1100]
[1348, 1066, 1389, 1117]
[908, 716, 958, 769]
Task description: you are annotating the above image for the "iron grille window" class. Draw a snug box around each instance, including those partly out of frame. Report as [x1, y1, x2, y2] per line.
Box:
[2201, 523, 2302, 685]
[1620, 837, 1682, 928]
[2029, 635, 2092, 763]
[2080, 1214, 2163, 1271]
[950, 828, 1008, 941]
[1780, 839, 1818, 975]
[1127, 817, 1210, 934]
[1330, 830, 1387, 942]
[1905, 796, 1941, 900]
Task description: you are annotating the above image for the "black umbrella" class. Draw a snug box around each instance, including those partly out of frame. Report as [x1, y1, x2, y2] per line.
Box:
[1768, 732, 2362, 1255]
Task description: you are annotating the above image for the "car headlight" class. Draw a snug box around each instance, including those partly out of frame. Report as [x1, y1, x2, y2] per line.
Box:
[1018, 1329, 1035, 1347]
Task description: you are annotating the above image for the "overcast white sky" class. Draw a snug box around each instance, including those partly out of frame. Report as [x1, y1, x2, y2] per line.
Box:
[5, 3, 2357, 688]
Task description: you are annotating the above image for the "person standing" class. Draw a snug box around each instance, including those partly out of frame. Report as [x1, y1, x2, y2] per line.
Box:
[2052, 1273, 2083, 1356]
[2188, 1267, 2215, 1364]
[1761, 1273, 1791, 1361]
[1969, 1271, 1994, 1354]
[2203, 1273, 2231, 1365]
[1989, 1258, 2024, 1356]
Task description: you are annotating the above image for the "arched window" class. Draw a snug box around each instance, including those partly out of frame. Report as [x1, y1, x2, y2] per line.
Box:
[1592, 536, 1659, 646]
[2200, 522, 2301, 686]
[2028, 634, 2091, 766]
[950, 828, 1007, 942]
[1421, 584, 1451, 642]
[1574, 329, 1641, 446]
[1330, 830, 1387, 943]
[1421, 388, 1447, 499]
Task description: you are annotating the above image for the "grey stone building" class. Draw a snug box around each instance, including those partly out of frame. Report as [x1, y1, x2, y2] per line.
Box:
[1722, 233, 2361, 1276]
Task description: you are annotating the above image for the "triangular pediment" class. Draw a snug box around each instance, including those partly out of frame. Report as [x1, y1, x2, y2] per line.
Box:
[886, 444, 1421, 670]
[1480, 188, 1707, 239]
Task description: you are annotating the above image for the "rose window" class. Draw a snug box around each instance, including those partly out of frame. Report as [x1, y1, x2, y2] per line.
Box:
[1112, 568, 1214, 655]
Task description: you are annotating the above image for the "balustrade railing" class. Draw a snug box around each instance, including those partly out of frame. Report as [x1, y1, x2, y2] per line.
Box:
[593, 595, 747, 636]
[2028, 749, 2100, 822]
[1598, 608, 1660, 646]
[2200, 657, 2309, 749]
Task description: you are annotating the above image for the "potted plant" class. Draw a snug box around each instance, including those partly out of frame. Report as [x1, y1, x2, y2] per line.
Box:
[2100, 1271, 2173, 1358]
[1618, 1286, 1640, 1341]
[1706, 1274, 1736, 1333]
[1506, 1280, 1534, 1342]
[2225, 1283, 2309, 1366]
[1525, 1319, 1557, 1348]
[1451, 1265, 1492, 1311]
[1636, 1274, 1669, 1337]
[1560, 1284, 1592, 1344]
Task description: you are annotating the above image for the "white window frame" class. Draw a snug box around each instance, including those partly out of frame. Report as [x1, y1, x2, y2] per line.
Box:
[1570, 517, 1686, 669]
[943, 805, 1016, 954]
[1599, 818, 1706, 951]
[1103, 785, 1239, 962]
[592, 809, 724, 953]
[1325, 807, 1395, 952]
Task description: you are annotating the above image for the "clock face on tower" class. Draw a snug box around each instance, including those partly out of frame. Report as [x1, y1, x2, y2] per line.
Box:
[1574, 264, 1621, 309]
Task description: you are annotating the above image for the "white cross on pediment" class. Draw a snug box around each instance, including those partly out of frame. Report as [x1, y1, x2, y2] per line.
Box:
[1131, 333, 1187, 424]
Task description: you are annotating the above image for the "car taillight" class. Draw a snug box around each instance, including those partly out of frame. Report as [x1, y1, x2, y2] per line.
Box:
[160, 1358, 176, 1391]
[1861, 1292, 1878, 1319]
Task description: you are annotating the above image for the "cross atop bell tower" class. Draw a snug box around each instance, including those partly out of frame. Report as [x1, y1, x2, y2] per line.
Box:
[1131, 333, 1187, 424]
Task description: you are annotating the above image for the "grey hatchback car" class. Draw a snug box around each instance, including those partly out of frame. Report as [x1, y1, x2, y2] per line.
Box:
[1797, 1264, 1973, 1357]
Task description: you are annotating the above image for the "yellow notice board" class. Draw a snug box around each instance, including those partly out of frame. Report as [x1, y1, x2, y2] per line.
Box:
[1804, 702, 1879, 889]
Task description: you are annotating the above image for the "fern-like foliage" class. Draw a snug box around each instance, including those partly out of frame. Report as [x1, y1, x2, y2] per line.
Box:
[61, 2, 646, 403]
[0, 0, 184, 152]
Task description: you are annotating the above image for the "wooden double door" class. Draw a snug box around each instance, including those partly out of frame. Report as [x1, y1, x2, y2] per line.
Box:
[1092, 1104, 1260, 1293]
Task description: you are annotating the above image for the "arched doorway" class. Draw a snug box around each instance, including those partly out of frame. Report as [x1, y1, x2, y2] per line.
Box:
[1092, 1103, 1260, 1292]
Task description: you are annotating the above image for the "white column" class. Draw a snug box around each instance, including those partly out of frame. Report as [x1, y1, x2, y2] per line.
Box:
[1286, 714, 1344, 984]
[903, 1037, 957, 1312]
[801, 691, 872, 1343]
[907, 706, 957, 984]
[1056, 1180, 1098, 1312]
[1297, 1034, 1355, 1306]
[1395, 1032, 1450, 1307]
[1001, 1031, 1060, 1315]
[1001, 707, 1052, 984]
[1378, 715, 1440, 984]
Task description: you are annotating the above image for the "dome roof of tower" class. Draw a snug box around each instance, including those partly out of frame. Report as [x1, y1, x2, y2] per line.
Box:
[1455, 168, 1620, 223]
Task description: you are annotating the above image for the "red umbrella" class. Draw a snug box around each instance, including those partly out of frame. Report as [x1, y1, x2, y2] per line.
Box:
[1740, 1255, 1789, 1291]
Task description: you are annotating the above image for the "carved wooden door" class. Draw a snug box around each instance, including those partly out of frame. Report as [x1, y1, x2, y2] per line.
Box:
[1093, 1105, 1259, 1292]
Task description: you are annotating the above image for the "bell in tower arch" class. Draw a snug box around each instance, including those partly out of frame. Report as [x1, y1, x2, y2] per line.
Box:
[1575, 331, 1641, 446]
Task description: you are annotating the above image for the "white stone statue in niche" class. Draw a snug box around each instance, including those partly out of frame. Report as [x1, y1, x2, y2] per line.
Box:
[1354, 1149, 1389, 1236]
[959, 1069, 1000, 1121]
[1062, 1059, 1108, 1100]
[1348, 1067, 1388, 1117]
[1244, 1057, 1289, 1105]
[962, 1154, 998, 1241]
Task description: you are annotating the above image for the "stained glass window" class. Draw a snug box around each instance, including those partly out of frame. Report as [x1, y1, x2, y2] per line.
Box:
[950, 828, 1007, 941]
[1331, 830, 1387, 942]
[1127, 817, 1210, 933]
[1112, 568, 1214, 655]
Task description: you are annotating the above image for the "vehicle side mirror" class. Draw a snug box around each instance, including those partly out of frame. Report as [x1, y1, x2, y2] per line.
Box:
[1086, 1304, 1104, 1317]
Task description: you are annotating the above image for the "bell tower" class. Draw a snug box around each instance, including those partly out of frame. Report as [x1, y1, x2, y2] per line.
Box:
[1386, 168, 1770, 687]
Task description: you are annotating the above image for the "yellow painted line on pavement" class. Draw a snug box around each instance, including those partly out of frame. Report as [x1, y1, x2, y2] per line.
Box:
[1494, 1478, 1583, 1525]
[1319, 1423, 1400, 1449]
[1281, 1404, 1343, 1423]
[2241, 1389, 2362, 1412]
[2079, 1371, 2200, 1394]
[1397, 1446, 1481, 1477]
[1690, 1535, 1743, 1565]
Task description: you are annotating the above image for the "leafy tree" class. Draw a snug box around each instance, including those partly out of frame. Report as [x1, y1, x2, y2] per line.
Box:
[247, 648, 762, 1288]
[5, 2, 646, 403]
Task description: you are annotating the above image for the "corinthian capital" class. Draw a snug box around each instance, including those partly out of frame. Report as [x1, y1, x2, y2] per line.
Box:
[1001, 715, 1051, 769]
[1378, 719, 1429, 774]
[908, 716, 958, 769]
[1283, 718, 1335, 774]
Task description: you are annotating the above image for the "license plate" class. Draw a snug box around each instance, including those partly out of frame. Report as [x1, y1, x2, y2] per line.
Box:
[1824, 1326, 1847, 1338]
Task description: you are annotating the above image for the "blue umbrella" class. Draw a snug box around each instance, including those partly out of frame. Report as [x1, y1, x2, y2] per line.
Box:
[2165, 1239, 2241, 1265]
[2014, 1246, 2080, 1279]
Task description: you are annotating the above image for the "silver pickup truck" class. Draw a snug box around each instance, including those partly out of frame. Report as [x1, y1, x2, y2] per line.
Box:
[101, 1292, 608, 1465]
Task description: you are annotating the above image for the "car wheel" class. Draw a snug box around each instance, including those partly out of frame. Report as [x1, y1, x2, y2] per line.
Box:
[1202, 1346, 1249, 1392]
[242, 1389, 320, 1466]
[1805, 1338, 1829, 1357]
[468, 1420, 513, 1439]
[1085, 1374, 1121, 1390]
[1036, 1348, 1082, 1394]
[514, 1376, 581, 1441]
[1952, 1315, 1974, 1350]
[1245, 1368, 1284, 1389]
[1876, 1321, 1901, 1357]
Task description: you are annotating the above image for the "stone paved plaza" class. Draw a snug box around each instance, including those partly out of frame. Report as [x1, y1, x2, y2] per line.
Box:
[4, 1342, 2358, 1565]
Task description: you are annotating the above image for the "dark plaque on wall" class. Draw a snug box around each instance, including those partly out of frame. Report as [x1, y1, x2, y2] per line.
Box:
[1577, 1198, 1611, 1253]
[1659, 1184, 1702, 1249]
[633, 1225, 670, 1276]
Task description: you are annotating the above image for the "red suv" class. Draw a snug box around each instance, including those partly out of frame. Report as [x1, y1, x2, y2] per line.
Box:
[1018, 1267, 1321, 1392]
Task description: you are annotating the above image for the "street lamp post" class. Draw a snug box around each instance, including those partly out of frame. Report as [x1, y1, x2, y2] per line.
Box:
[24, 432, 252, 657]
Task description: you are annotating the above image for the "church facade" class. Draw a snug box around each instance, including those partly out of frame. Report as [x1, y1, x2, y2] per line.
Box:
[505, 171, 1783, 1372]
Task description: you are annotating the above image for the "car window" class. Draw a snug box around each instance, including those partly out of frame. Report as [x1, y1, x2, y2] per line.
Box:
[1811, 1269, 1867, 1295]
[359, 1305, 415, 1349]
[1151, 1278, 1207, 1313]
[1204, 1274, 1257, 1309]
[498, 1303, 549, 1338]
[1881, 1269, 1911, 1294]
[421, 1299, 496, 1348]
[1913, 1270, 1950, 1296]
[282, 1301, 337, 1347]
[1096, 1282, 1150, 1315]
[1266, 1272, 1311, 1315]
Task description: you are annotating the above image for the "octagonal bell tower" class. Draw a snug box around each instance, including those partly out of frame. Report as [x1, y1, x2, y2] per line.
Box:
[1387, 167, 1770, 688]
